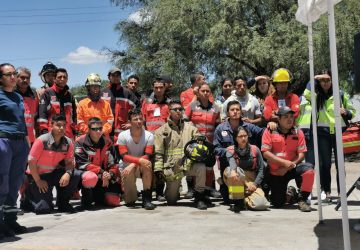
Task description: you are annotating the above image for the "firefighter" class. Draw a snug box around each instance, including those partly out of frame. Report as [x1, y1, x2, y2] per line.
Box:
[36, 62, 57, 100]
[25, 114, 80, 214]
[37, 68, 77, 139]
[263, 68, 300, 122]
[141, 78, 171, 201]
[126, 74, 142, 103]
[222, 77, 262, 125]
[213, 100, 268, 204]
[75, 117, 121, 209]
[154, 100, 209, 210]
[0, 63, 30, 239]
[185, 83, 221, 198]
[224, 126, 269, 213]
[261, 106, 315, 212]
[304, 70, 355, 203]
[117, 109, 155, 210]
[77, 73, 114, 136]
[15, 67, 38, 144]
[101, 67, 140, 141]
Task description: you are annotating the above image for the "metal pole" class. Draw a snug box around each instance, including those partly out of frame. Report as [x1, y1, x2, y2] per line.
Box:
[327, 0, 351, 249]
[307, 22, 323, 223]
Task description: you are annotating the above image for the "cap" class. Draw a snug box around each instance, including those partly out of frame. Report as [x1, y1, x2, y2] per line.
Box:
[276, 106, 295, 116]
[159, 75, 173, 84]
[108, 67, 121, 76]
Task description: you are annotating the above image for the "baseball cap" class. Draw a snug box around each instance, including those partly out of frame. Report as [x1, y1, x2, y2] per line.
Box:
[276, 106, 295, 116]
[108, 67, 121, 76]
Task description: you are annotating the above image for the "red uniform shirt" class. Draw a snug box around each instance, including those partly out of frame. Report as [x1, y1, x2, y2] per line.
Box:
[263, 93, 300, 121]
[185, 101, 221, 142]
[141, 96, 171, 133]
[28, 133, 74, 174]
[261, 128, 307, 176]
[180, 87, 214, 110]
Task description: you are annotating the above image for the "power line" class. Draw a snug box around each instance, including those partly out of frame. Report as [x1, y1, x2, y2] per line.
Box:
[0, 56, 63, 62]
[0, 5, 117, 13]
[0, 10, 121, 18]
[0, 18, 121, 26]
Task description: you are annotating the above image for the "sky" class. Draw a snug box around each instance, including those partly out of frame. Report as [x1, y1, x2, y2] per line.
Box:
[0, 0, 138, 88]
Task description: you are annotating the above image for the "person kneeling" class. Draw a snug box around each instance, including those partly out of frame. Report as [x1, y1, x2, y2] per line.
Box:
[117, 110, 155, 210]
[26, 114, 80, 214]
[224, 126, 270, 213]
[75, 117, 121, 209]
[261, 106, 315, 212]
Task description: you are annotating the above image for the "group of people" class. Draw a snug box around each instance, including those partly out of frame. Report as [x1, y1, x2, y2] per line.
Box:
[0, 61, 356, 239]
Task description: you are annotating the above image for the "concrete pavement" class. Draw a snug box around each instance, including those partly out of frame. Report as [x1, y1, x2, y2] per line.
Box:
[1, 162, 360, 250]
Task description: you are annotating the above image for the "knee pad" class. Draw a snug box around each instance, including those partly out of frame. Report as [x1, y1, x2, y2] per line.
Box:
[82, 171, 98, 188]
[104, 192, 120, 207]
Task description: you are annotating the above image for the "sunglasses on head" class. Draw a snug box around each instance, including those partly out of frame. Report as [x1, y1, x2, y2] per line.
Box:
[90, 127, 103, 132]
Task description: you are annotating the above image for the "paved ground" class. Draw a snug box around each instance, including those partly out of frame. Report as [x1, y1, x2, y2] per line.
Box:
[1, 162, 360, 250]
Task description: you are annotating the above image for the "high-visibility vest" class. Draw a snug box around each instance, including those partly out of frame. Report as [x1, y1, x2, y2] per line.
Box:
[296, 96, 312, 130]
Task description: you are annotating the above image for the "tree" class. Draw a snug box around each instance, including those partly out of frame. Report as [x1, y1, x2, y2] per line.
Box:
[110, 0, 360, 95]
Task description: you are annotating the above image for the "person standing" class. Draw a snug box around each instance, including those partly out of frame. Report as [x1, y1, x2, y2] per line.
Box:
[38, 68, 77, 139]
[36, 62, 57, 100]
[0, 63, 30, 239]
[77, 73, 114, 136]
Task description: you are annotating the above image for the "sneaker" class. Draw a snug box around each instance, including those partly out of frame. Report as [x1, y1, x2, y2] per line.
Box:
[210, 189, 222, 199]
[184, 189, 194, 199]
[321, 196, 332, 205]
[320, 191, 326, 200]
[156, 195, 166, 202]
[298, 200, 311, 212]
[58, 203, 76, 214]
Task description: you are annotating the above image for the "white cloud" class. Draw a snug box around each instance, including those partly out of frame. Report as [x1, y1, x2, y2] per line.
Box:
[62, 46, 109, 65]
[127, 9, 151, 25]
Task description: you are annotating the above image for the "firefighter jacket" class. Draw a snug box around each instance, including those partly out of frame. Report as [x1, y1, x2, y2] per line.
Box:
[75, 134, 119, 180]
[141, 96, 171, 133]
[101, 84, 140, 137]
[185, 100, 221, 143]
[261, 127, 307, 176]
[38, 84, 77, 139]
[154, 119, 200, 172]
[77, 97, 114, 136]
[303, 88, 355, 134]
[16, 86, 38, 143]
[263, 92, 300, 121]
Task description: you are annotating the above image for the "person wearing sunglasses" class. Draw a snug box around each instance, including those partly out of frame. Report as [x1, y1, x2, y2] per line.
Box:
[74, 117, 121, 209]
[154, 100, 210, 210]
[0, 63, 30, 239]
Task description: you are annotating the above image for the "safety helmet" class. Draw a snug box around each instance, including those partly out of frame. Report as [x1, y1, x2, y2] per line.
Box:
[85, 73, 102, 87]
[40, 62, 57, 83]
[184, 137, 213, 162]
[272, 68, 291, 83]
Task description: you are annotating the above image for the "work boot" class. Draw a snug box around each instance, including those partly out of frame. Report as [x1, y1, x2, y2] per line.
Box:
[219, 184, 230, 205]
[194, 192, 207, 210]
[156, 179, 166, 202]
[184, 178, 195, 199]
[210, 189, 222, 198]
[81, 188, 93, 209]
[230, 199, 244, 213]
[142, 189, 156, 210]
[5, 221, 27, 234]
[298, 200, 311, 212]
[0, 223, 15, 237]
[58, 202, 76, 214]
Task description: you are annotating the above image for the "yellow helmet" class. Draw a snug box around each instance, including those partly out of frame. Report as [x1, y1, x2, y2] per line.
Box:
[272, 68, 291, 83]
[85, 73, 102, 87]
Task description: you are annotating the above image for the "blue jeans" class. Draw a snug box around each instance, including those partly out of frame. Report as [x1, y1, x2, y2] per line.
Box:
[0, 138, 29, 224]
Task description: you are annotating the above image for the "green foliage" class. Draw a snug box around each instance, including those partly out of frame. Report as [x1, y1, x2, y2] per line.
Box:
[110, 0, 360, 95]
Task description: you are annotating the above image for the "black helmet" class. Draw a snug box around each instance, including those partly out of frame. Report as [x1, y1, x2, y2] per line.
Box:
[184, 136, 213, 162]
[40, 62, 57, 83]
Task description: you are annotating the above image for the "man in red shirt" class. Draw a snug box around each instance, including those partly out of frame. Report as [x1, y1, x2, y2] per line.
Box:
[26, 114, 80, 214]
[261, 106, 314, 212]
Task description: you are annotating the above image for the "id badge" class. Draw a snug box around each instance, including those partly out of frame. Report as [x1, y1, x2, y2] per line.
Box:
[278, 99, 286, 108]
[154, 107, 161, 117]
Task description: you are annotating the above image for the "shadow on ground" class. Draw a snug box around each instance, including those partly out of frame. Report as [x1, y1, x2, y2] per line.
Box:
[314, 219, 360, 250]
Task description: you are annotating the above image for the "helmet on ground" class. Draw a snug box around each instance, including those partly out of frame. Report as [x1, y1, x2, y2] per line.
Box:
[184, 137, 213, 162]
[85, 73, 102, 87]
[40, 62, 57, 83]
[272, 68, 291, 83]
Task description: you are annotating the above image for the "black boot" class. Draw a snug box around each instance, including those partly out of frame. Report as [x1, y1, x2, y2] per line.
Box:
[142, 189, 156, 210]
[194, 192, 207, 210]
[5, 221, 27, 234]
[80, 188, 94, 209]
[230, 199, 244, 213]
[57, 193, 76, 214]
[185, 177, 195, 199]
[219, 184, 230, 204]
[0, 223, 15, 237]
[156, 183, 166, 202]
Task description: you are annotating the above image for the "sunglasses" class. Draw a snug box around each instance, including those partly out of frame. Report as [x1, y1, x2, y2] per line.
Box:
[90, 127, 103, 132]
[170, 108, 184, 112]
